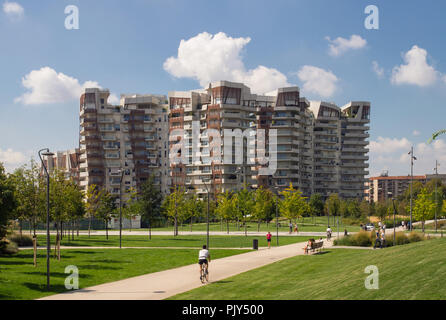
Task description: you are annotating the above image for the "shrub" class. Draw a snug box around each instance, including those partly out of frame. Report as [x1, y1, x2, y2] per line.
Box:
[7, 233, 36, 247]
[351, 231, 373, 247]
[408, 232, 424, 243]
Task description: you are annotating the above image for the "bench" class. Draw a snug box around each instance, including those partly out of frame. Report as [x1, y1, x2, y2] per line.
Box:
[303, 241, 324, 254]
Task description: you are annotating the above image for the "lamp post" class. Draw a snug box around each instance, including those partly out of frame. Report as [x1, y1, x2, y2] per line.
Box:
[388, 191, 396, 246]
[116, 169, 125, 249]
[408, 146, 417, 232]
[235, 166, 248, 237]
[202, 179, 211, 250]
[273, 186, 280, 247]
[38, 148, 54, 290]
[434, 161, 440, 233]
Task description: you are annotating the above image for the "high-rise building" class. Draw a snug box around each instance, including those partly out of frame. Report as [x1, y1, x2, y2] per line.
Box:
[168, 81, 371, 199]
[79, 88, 169, 208]
[44, 148, 80, 183]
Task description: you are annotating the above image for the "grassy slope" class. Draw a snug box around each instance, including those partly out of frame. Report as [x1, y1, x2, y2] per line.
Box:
[0, 248, 249, 300]
[35, 234, 313, 248]
[171, 238, 446, 300]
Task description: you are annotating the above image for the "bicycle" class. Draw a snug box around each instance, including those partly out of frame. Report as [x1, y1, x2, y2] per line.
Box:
[200, 263, 209, 283]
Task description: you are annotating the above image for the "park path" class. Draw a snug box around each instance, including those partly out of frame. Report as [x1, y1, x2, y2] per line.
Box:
[39, 239, 335, 300]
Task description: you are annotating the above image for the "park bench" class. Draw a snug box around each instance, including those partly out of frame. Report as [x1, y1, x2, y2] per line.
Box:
[303, 240, 324, 255]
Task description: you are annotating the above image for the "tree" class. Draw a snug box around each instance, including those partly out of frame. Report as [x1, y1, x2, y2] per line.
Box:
[96, 191, 116, 240]
[161, 187, 186, 236]
[0, 163, 16, 242]
[122, 187, 139, 232]
[252, 187, 274, 231]
[183, 193, 204, 232]
[215, 191, 235, 234]
[138, 176, 163, 240]
[309, 193, 324, 223]
[412, 188, 436, 233]
[64, 179, 85, 240]
[325, 193, 341, 226]
[279, 183, 309, 226]
[375, 201, 389, 221]
[85, 184, 102, 238]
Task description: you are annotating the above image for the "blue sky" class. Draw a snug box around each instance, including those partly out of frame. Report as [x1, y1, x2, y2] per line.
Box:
[1, 0, 446, 176]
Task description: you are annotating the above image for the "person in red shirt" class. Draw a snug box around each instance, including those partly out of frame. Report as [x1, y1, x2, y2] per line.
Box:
[266, 232, 272, 249]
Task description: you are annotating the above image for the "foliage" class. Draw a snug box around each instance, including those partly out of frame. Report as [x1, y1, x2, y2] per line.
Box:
[279, 183, 309, 222]
[0, 163, 16, 241]
[412, 188, 436, 232]
[308, 193, 324, 217]
[325, 193, 341, 217]
[7, 233, 35, 247]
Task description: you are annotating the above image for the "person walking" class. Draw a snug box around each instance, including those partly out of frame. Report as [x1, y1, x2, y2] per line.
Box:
[380, 232, 386, 248]
[294, 223, 299, 234]
[373, 230, 381, 249]
[266, 232, 272, 249]
[289, 222, 293, 234]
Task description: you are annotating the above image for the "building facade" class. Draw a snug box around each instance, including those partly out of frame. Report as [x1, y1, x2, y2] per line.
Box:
[44, 148, 81, 183]
[79, 88, 169, 228]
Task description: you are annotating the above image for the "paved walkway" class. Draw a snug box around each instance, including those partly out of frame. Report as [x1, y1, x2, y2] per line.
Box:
[39, 239, 335, 300]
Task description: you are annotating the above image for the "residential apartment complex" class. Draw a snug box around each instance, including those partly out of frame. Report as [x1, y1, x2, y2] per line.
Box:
[367, 173, 446, 202]
[168, 81, 370, 200]
[79, 89, 169, 225]
[44, 148, 80, 183]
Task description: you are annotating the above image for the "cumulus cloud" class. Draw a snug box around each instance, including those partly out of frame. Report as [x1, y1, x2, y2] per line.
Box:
[0, 148, 27, 172]
[325, 35, 367, 57]
[295, 65, 339, 98]
[369, 136, 446, 176]
[15, 67, 102, 105]
[163, 32, 290, 94]
[3, 1, 24, 19]
[372, 61, 384, 78]
[412, 130, 421, 136]
[108, 93, 120, 105]
[391, 45, 439, 87]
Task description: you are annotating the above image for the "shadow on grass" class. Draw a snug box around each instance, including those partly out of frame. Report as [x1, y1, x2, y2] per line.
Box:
[313, 251, 331, 255]
[0, 260, 34, 266]
[85, 259, 127, 264]
[23, 271, 92, 279]
[78, 265, 120, 271]
[213, 280, 234, 284]
[23, 282, 70, 294]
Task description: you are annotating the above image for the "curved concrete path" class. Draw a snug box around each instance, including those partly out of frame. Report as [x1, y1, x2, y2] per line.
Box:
[39, 239, 335, 300]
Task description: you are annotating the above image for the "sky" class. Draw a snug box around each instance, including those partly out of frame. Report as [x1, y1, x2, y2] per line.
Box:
[1, 0, 446, 177]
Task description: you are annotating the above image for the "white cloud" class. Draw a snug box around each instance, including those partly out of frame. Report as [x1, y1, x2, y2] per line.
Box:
[15, 67, 101, 105]
[163, 32, 290, 94]
[108, 93, 120, 105]
[295, 65, 339, 98]
[0, 148, 27, 172]
[325, 35, 367, 57]
[372, 61, 384, 78]
[3, 1, 24, 19]
[369, 136, 446, 176]
[391, 45, 439, 87]
[412, 130, 421, 136]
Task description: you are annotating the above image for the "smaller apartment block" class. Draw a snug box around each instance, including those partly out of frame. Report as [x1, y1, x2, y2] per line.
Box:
[43, 149, 80, 183]
[367, 174, 446, 202]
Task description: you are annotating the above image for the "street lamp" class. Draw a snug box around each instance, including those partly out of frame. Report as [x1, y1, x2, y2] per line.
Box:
[235, 166, 248, 237]
[388, 191, 397, 246]
[38, 148, 54, 290]
[408, 146, 417, 231]
[273, 186, 280, 247]
[202, 179, 211, 250]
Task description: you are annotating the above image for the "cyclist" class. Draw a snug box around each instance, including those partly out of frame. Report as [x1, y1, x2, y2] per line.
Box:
[198, 245, 211, 281]
[326, 226, 332, 241]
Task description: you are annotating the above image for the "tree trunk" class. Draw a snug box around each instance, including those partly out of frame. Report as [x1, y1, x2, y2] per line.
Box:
[77, 219, 80, 237]
[149, 222, 152, 240]
[174, 216, 178, 237]
[88, 215, 91, 238]
[258, 220, 261, 232]
[60, 222, 63, 240]
[105, 220, 108, 240]
[227, 220, 229, 234]
[190, 216, 193, 232]
[19, 220, 23, 237]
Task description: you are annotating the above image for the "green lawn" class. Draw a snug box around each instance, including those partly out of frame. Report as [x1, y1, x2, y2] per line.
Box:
[0, 248, 249, 300]
[171, 238, 446, 300]
[125, 217, 361, 233]
[35, 234, 313, 248]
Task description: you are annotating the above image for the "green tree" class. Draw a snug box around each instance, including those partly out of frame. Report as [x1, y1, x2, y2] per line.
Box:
[233, 188, 255, 236]
[325, 193, 341, 226]
[413, 188, 436, 233]
[96, 191, 116, 240]
[184, 193, 204, 232]
[252, 187, 274, 231]
[122, 187, 139, 232]
[161, 187, 186, 236]
[279, 183, 309, 227]
[309, 193, 324, 222]
[215, 191, 235, 234]
[85, 184, 102, 238]
[0, 163, 16, 243]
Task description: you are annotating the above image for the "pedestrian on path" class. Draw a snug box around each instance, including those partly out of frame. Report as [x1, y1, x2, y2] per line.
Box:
[289, 222, 293, 234]
[266, 232, 272, 249]
[373, 230, 381, 249]
[294, 223, 298, 234]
